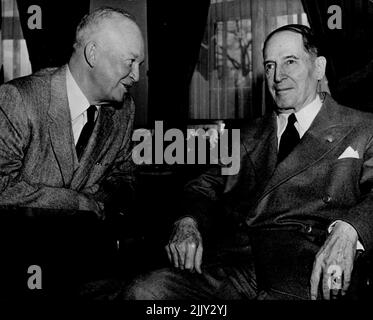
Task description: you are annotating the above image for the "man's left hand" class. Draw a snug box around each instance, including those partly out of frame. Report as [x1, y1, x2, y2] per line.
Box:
[310, 221, 358, 300]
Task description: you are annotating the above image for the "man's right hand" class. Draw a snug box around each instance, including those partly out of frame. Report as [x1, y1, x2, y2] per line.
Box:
[165, 217, 203, 273]
[78, 193, 105, 219]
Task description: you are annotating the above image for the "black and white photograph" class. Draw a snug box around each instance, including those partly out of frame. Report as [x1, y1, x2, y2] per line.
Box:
[0, 0, 373, 315]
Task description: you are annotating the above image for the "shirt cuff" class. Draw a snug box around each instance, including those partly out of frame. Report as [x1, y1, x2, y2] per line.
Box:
[328, 220, 364, 251]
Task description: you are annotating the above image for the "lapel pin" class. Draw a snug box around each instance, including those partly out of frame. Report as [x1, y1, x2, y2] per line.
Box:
[326, 136, 333, 143]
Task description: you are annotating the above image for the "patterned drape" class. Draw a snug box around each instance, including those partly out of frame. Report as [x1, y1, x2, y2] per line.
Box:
[0, 0, 31, 83]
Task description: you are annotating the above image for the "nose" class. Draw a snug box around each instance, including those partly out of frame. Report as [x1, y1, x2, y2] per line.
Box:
[274, 65, 286, 83]
[130, 64, 140, 82]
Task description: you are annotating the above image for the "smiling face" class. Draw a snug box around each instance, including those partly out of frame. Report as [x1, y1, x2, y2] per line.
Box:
[89, 17, 145, 104]
[263, 31, 326, 113]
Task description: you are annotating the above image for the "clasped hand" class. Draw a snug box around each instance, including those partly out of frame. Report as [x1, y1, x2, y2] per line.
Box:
[310, 220, 359, 299]
[165, 217, 203, 273]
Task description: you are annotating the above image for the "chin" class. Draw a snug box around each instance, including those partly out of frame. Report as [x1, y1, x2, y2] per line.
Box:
[275, 101, 291, 110]
[277, 96, 296, 107]
[111, 90, 127, 103]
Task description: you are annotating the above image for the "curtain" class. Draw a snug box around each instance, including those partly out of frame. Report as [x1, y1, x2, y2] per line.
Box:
[147, 0, 210, 128]
[302, 0, 373, 112]
[0, 0, 31, 83]
[189, 0, 310, 120]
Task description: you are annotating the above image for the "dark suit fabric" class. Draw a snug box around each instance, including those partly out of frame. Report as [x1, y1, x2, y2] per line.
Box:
[179, 93, 373, 298]
[186, 94, 373, 246]
[0, 66, 136, 215]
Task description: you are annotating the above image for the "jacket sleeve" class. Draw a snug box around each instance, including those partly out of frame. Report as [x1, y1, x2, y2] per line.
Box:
[339, 134, 373, 254]
[0, 83, 99, 213]
[83, 98, 137, 217]
[182, 166, 226, 234]
[180, 137, 247, 235]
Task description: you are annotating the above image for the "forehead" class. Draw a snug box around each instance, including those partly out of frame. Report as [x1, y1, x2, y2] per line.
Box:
[100, 18, 144, 53]
[264, 31, 306, 59]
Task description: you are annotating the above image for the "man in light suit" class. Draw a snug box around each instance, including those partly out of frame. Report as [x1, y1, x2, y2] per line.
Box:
[0, 7, 144, 218]
[125, 24, 373, 300]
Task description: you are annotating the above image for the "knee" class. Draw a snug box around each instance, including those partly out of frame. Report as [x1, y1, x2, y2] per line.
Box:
[123, 269, 170, 300]
[124, 278, 157, 300]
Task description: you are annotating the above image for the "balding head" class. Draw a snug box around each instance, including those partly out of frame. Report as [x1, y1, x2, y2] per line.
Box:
[73, 7, 136, 50]
[69, 6, 144, 105]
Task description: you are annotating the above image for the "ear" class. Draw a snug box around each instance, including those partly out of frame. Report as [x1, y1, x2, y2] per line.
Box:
[84, 41, 97, 68]
[314, 56, 327, 80]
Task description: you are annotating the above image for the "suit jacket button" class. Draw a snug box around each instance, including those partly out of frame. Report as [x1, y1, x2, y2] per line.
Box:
[323, 195, 332, 203]
[306, 225, 312, 233]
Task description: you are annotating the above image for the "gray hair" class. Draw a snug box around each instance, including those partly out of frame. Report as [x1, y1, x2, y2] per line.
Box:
[263, 24, 321, 58]
[73, 6, 135, 49]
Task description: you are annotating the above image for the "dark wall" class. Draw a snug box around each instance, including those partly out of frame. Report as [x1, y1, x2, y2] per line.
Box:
[146, 0, 210, 129]
[302, 0, 373, 112]
[17, 0, 90, 71]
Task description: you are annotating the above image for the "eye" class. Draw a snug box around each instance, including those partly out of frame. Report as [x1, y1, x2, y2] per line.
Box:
[125, 59, 135, 67]
[286, 59, 296, 65]
[265, 63, 275, 73]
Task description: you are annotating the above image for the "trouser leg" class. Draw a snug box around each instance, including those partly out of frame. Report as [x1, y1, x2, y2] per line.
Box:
[123, 260, 257, 300]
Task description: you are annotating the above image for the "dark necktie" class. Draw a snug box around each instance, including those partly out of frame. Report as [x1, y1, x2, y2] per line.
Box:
[76, 105, 97, 161]
[277, 113, 300, 163]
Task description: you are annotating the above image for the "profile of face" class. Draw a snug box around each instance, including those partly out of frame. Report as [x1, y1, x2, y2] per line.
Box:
[87, 17, 145, 104]
[263, 31, 326, 113]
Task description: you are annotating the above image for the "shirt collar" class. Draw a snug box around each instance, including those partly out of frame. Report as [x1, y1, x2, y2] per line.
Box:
[66, 64, 90, 121]
[277, 94, 323, 138]
[294, 94, 323, 135]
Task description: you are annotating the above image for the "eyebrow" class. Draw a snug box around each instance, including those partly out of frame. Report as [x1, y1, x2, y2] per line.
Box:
[264, 55, 299, 65]
[283, 55, 299, 60]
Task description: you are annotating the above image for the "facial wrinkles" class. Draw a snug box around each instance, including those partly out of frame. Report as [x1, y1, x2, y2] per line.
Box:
[111, 24, 143, 82]
[264, 32, 318, 112]
[88, 17, 144, 104]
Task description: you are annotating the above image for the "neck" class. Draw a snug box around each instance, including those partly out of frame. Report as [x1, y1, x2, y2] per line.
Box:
[68, 56, 99, 105]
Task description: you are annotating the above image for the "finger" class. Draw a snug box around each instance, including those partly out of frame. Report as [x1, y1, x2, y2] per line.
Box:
[342, 268, 352, 296]
[175, 243, 186, 270]
[322, 268, 331, 300]
[195, 243, 203, 274]
[310, 260, 322, 300]
[184, 241, 197, 271]
[323, 262, 343, 300]
[169, 243, 179, 268]
[165, 245, 172, 262]
[342, 249, 355, 296]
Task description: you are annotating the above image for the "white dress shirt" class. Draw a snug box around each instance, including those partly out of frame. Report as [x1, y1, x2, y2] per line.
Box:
[276, 94, 322, 146]
[275, 94, 363, 250]
[66, 65, 99, 145]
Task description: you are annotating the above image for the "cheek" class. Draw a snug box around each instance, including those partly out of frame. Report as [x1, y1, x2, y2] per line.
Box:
[121, 65, 132, 79]
[266, 76, 275, 88]
[291, 67, 312, 85]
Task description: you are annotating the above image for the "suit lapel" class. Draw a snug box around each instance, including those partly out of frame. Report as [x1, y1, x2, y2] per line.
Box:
[47, 65, 75, 186]
[258, 94, 354, 202]
[70, 106, 114, 189]
[246, 113, 278, 195]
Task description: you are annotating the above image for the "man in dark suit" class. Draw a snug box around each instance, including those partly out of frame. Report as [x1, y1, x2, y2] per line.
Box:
[0, 7, 144, 218]
[125, 24, 373, 300]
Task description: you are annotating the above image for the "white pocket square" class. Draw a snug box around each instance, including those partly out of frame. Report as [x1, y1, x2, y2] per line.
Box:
[338, 146, 359, 159]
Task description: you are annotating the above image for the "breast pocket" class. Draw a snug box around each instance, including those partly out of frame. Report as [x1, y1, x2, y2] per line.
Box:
[323, 158, 363, 207]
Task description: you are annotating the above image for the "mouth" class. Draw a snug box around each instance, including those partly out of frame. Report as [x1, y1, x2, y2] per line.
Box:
[121, 83, 133, 91]
[275, 87, 293, 95]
